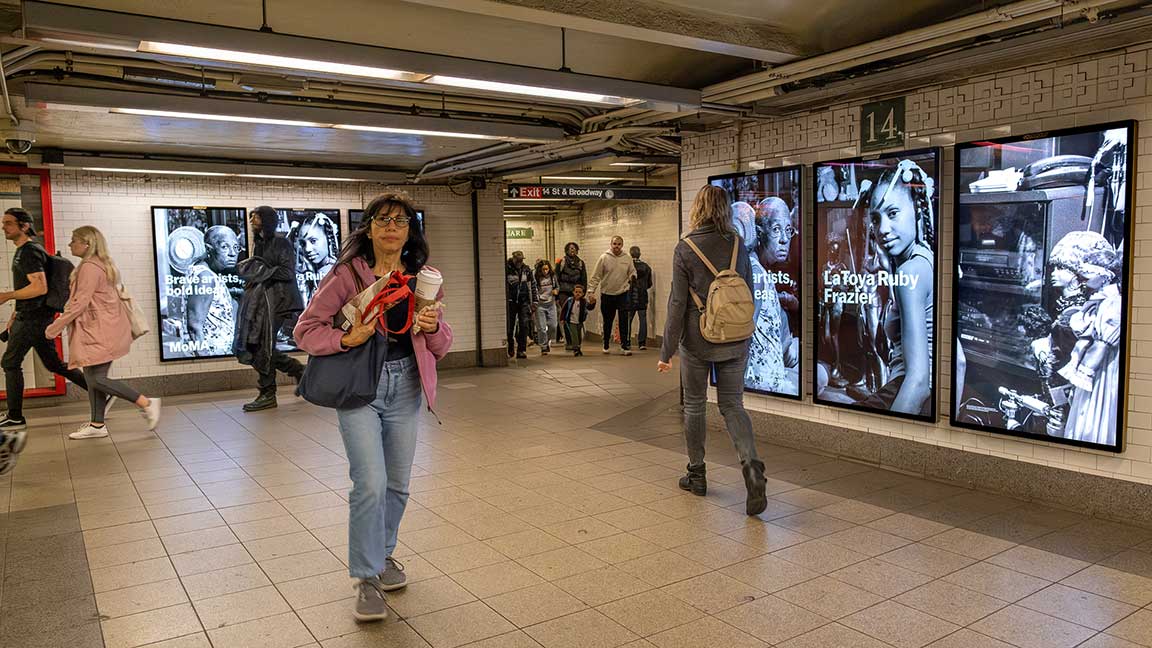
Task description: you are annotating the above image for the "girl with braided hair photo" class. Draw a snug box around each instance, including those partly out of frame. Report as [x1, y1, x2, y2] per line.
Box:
[814, 151, 939, 419]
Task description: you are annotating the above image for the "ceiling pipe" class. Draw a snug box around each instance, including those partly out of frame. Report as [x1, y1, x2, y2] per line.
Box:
[704, 0, 1129, 105]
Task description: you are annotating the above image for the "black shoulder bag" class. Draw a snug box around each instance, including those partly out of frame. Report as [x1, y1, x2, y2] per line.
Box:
[296, 268, 388, 409]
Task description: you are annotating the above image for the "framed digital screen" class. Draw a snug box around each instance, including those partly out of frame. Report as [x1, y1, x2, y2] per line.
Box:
[274, 209, 341, 307]
[708, 166, 804, 399]
[951, 121, 1135, 452]
[151, 206, 248, 361]
[812, 148, 940, 422]
[349, 208, 425, 233]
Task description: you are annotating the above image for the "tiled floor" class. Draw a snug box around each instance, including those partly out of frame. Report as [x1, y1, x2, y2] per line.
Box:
[3, 352, 1152, 648]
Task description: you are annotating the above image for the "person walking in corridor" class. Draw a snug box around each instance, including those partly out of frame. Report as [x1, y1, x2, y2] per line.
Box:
[295, 192, 452, 622]
[658, 185, 768, 516]
[560, 284, 589, 356]
[235, 206, 304, 412]
[45, 226, 162, 439]
[0, 207, 88, 431]
[587, 236, 637, 355]
[533, 259, 559, 355]
[555, 242, 586, 348]
[627, 246, 653, 351]
[505, 250, 533, 359]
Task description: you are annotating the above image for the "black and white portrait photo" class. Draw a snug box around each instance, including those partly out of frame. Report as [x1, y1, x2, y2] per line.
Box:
[709, 167, 803, 399]
[274, 209, 341, 306]
[151, 207, 248, 361]
[952, 122, 1134, 452]
[813, 149, 940, 421]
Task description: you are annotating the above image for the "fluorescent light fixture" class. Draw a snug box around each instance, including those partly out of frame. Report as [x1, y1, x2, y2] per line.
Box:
[426, 75, 632, 106]
[540, 175, 630, 181]
[113, 107, 325, 128]
[238, 174, 359, 182]
[106, 107, 518, 141]
[610, 162, 657, 167]
[82, 167, 229, 176]
[332, 124, 500, 140]
[139, 41, 421, 81]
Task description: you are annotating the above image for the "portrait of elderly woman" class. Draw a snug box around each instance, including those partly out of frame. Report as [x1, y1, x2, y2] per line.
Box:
[290, 211, 340, 304]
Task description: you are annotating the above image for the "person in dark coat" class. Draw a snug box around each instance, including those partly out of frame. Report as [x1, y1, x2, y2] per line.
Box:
[235, 205, 305, 411]
[506, 251, 533, 359]
[554, 242, 587, 347]
[626, 246, 653, 351]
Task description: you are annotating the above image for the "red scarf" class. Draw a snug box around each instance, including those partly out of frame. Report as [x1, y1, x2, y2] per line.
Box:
[362, 271, 414, 334]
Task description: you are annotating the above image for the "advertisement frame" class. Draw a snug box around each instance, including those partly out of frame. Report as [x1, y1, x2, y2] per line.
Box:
[810, 146, 941, 423]
[150, 205, 249, 363]
[949, 120, 1136, 453]
[708, 164, 805, 401]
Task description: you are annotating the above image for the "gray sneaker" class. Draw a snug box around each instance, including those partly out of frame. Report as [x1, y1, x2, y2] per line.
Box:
[353, 577, 389, 622]
[378, 556, 407, 591]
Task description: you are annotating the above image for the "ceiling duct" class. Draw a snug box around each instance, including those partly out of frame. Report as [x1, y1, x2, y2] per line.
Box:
[20, 0, 701, 112]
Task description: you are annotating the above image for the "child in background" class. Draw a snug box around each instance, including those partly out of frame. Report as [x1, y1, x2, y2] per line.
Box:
[560, 284, 589, 357]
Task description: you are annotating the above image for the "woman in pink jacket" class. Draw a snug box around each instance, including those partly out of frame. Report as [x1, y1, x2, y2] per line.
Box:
[46, 226, 161, 439]
[294, 192, 452, 622]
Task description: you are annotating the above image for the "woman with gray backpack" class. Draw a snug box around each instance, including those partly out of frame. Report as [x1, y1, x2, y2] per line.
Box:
[657, 184, 767, 516]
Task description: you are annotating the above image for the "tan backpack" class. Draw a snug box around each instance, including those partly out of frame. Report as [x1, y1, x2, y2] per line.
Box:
[682, 236, 755, 343]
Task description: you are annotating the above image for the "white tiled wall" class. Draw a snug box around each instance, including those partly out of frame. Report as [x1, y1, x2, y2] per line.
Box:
[681, 42, 1152, 484]
[48, 171, 508, 379]
[572, 200, 680, 343]
[505, 218, 552, 266]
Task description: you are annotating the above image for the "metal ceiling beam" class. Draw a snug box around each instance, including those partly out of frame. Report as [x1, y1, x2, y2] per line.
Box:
[396, 0, 800, 63]
[21, 83, 567, 142]
[21, 1, 701, 111]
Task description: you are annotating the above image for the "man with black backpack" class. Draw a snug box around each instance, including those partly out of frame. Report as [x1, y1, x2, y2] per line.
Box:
[0, 207, 88, 431]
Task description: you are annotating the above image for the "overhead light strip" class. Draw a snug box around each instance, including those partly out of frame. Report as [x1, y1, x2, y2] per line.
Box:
[112, 107, 325, 128]
[138, 41, 422, 82]
[82, 167, 365, 181]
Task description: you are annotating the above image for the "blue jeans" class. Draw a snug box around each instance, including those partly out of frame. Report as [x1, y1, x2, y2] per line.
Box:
[535, 303, 556, 349]
[679, 351, 759, 467]
[336, 355, 422, 578]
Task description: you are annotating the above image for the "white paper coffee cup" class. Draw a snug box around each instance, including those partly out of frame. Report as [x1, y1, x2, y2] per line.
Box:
[415, 267, 443, 309]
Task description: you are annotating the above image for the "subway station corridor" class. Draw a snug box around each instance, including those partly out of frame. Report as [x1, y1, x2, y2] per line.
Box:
[2, 353, 1151, 648]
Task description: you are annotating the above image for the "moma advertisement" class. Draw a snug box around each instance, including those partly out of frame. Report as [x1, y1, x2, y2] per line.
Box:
[709, 167, 803, 399]
[274, 209, 341, 305]
[152, 206, 247, 361]
[952, 122, 1134, 452]
[813, 148, 940, 421]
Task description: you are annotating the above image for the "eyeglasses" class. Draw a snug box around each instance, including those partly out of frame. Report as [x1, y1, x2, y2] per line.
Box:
[769, 224, 797, 239]
[372, 214, 411, 227]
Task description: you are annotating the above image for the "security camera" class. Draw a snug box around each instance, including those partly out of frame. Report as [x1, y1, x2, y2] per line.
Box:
[0, 126, 35, 155]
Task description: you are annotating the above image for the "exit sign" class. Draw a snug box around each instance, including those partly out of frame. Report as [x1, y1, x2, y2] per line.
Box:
[506, 226, 535, 239]
[860, 98, 905, 152]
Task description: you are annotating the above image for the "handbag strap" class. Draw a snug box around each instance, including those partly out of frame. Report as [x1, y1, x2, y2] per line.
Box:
[362, 271, 415, 334]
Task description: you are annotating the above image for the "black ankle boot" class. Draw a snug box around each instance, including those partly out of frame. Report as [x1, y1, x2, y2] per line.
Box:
[743, 459, 767, 516]
[678, 463, 707, 496]
[243, 391, 278, 412]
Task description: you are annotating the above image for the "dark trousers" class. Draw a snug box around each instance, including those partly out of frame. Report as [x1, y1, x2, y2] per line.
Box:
[556, 292, 572, 343]
[506, 301, 531, 355]
[2, 311, 87, 419]
[565, 322, 583, 353]
[680, 351, 758, 467]
[599, 293, 631, 351]
[629, 309, 648, 347]
[255, 318, 304, 392]
[84, 362, 140, 424]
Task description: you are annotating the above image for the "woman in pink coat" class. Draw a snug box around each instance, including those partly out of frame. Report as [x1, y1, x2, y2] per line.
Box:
[46, 226, 161, 439]
[295, 192, 452, 622]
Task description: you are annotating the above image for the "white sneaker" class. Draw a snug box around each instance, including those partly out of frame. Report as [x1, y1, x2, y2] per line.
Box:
[70, 424, 109, 440]
[142, 398, 162, 431]
[602, 348, 610, 354]
[623, 350, 633, 356]
[104, 396, 115, 419]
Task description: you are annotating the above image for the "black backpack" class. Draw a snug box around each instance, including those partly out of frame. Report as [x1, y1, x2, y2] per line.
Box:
[35, 244, 74, 312]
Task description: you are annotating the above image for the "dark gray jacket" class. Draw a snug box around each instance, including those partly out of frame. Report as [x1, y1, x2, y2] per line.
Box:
[660, 224, 753, 363]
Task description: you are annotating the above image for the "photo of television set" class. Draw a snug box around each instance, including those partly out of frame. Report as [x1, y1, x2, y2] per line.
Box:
[812, 148, 941, 422]
[951, 121, 1135, 452]
[708, 166, 804, 399]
